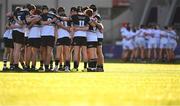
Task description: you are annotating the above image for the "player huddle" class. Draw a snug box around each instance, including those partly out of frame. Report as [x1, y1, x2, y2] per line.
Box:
[121, 23, 178, 63]
[2, 4, 104, 72]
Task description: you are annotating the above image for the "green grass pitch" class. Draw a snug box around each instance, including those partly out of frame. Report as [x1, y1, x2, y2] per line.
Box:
[0, 62, 180, 106]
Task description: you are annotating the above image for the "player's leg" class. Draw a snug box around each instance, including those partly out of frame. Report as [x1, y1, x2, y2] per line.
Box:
[25, 46, 32, 71]
[12, 30, 25, 71]
[31, 47, 38, 71]
[64, 45, 71, 72]
[39, 46, 44, 70]
[2, 47, 10, 71]
[72, 45, 80, 71]
[54, 45, 62, 71]
[97, 45, 104, 71]
[63, 37, 71, 72]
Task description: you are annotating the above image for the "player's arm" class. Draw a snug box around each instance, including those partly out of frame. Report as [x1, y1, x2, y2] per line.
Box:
[96, 22, 104, 33]
[60, 17, 71, 21]
[9, 23, 22, 29]
[73, 25, 89, 31]
[57, 21, 70, 32]
[28, 16, 41, 28]
[5, 23, 10, 29]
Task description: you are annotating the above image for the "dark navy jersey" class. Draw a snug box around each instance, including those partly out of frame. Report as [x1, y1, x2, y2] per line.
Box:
[41, 13, 57, 21]
[41, 13, 57, 25]
[57, 16, 71, 27]
[71, 14, 90, 27]
[14, 10, 29, 22]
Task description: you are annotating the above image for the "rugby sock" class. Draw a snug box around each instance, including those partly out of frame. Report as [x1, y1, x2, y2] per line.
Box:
[97, 64, 103, 69]
[59, 63, 62, 68]
[31, 65, 35, 69]
[45, 65, 49, 70]
[14, 64, 18, 68]
[55, 60, 59, 66]
[74, 61, 79, 69]
[21, 62, 25, 69]
[50, 60, 53, 69]
[92, 59, 97, 68]
[40, 60, 43, 68]
[84, 62, 87, 69]
[88, 60, 93, 68]
[10, 64, 13, 68]
[65, 61, 70, 69]
[3, 58, 7, 68]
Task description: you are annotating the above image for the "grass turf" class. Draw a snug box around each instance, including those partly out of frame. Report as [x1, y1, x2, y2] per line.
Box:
[0, 62, 180, 106]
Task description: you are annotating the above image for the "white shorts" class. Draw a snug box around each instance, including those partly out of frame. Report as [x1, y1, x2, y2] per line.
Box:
[148, 38, 158, 49]
[123, 41, 134, 50]
[168, 40, 177, 51]
[135, 37, 145, 48]
[160, 38, 168, 49]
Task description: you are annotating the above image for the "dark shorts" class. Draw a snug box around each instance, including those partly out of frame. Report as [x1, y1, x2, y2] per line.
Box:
[12, 30, 25, 45]
[98, 38, 103, 46]
[87, 42, 98, 48]
[73, 37, 87, 46]
[28, 38, 41, 48]
[56, 37, 71, 46]
[3, 38, 14, 48]
[25, 37, 29, 46]
[41, 36, 55, 48]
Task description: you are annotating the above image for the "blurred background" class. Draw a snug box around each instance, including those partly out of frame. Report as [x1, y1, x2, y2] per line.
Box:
[0, 0, 180, 59]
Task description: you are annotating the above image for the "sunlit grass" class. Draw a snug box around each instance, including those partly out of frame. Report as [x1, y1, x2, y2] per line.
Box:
[0, 62, 180, 106]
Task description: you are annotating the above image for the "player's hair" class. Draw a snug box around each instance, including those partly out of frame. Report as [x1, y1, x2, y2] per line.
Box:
[42, 5, 49, 11]
[85, 9, 93, 17]
[89, 4, 97, 12]
[15, 7, 22, 12]
[57, 7, 65, 13]
[34, 9, 42, 15]
[70, 7, 77, 12]
[23, 4, 31, 9]
[77, 6, 83, 12]
[49, 8, 56, 14]
[28, 4, 36, 11]
[83, 6, 89, 12]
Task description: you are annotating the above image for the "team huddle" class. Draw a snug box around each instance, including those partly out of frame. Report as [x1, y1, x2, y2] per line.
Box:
[121, 23, 178, 63]
[2, 4, 104, 72]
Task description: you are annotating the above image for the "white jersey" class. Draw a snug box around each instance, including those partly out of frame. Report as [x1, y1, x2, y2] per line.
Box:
[160, 30, 168, 43]
[96, 30, 103, 39]
[29, 26, 41, 38]
[87, 31, 98, 42]
[160, 30, 168, 49]
[41, 25, 55, 36]
[74, 31, 86, 37]
[13, 22, 24, 33]
[168, 30, 177, 50]
[134, 29, 146, 48]
[153, 29, 161, 39]
[120, 27, 127, 36]
[122, 30, 134, 50]
[147, 29, 159, 49]
[57, 28, 70, 38]
[3, 29, 13, 39]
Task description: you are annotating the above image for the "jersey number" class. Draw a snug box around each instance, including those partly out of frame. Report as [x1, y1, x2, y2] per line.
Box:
[79, 20, 85, 27]
[61, 21, 68, 27]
